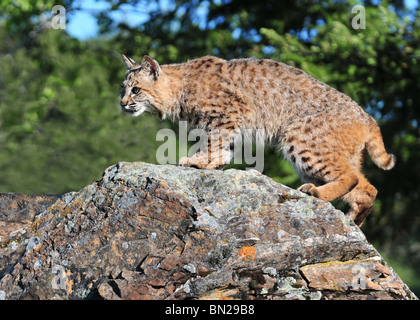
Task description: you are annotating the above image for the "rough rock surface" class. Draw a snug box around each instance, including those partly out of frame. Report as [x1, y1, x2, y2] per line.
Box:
[0, 162, 417, 300]
[0, 194, 59, 283]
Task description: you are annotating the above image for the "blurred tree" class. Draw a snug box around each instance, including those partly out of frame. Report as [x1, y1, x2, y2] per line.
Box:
[0, 4, 169, 193]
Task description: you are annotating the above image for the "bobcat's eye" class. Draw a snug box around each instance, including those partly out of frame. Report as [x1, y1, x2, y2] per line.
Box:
[132, 87, 140, 94]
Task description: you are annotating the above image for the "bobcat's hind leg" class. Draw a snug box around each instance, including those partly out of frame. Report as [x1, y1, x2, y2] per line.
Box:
[298, 168, 359, 202]
[342, 174, 378, 227]
[298, 168, 378, 227]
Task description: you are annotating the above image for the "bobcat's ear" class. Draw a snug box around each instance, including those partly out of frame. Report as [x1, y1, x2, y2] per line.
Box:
[141, 55, 161, 80]
[121, 54, 140, 70]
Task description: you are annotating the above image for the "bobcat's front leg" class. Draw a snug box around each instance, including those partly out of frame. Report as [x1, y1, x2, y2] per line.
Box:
[177, 129, 234, 170]
[178, 152, 228, 170]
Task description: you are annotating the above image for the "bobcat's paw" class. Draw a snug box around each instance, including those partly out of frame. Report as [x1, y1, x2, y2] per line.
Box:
[298, 183, 320, 198]
[177, 156, 191, 167]
[177, 157, 205, 169]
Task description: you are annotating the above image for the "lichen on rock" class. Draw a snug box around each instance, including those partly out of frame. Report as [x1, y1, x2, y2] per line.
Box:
[0, 162, 417, 300]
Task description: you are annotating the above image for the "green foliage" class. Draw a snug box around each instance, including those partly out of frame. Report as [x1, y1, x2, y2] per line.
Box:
[0, 0, 419, 293]
[0, 27, 170, 194]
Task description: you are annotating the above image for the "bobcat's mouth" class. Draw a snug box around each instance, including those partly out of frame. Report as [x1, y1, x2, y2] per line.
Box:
[122, 104, 147, 117]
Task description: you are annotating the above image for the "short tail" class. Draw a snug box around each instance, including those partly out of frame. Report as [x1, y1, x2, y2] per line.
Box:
[366, 118, 396, 170]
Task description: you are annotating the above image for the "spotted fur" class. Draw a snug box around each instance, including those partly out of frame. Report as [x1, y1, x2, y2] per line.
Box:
[120, 54, 395, 226]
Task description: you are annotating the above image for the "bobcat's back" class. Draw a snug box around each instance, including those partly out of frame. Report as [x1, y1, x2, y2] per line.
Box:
[181, 56, 371, 141]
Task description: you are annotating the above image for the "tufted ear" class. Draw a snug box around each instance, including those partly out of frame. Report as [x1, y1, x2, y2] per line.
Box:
[141, 55, 161, 80]
[121, 54, 140, 70]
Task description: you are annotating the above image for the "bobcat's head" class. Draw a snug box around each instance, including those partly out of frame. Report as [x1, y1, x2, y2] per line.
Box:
[120, 54, 164, 118]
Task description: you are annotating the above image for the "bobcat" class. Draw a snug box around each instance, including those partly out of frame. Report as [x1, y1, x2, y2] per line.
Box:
[120, 54, 395, 226]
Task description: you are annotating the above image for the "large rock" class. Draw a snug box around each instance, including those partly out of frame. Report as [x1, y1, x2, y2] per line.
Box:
[0, 162, 417, 300]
